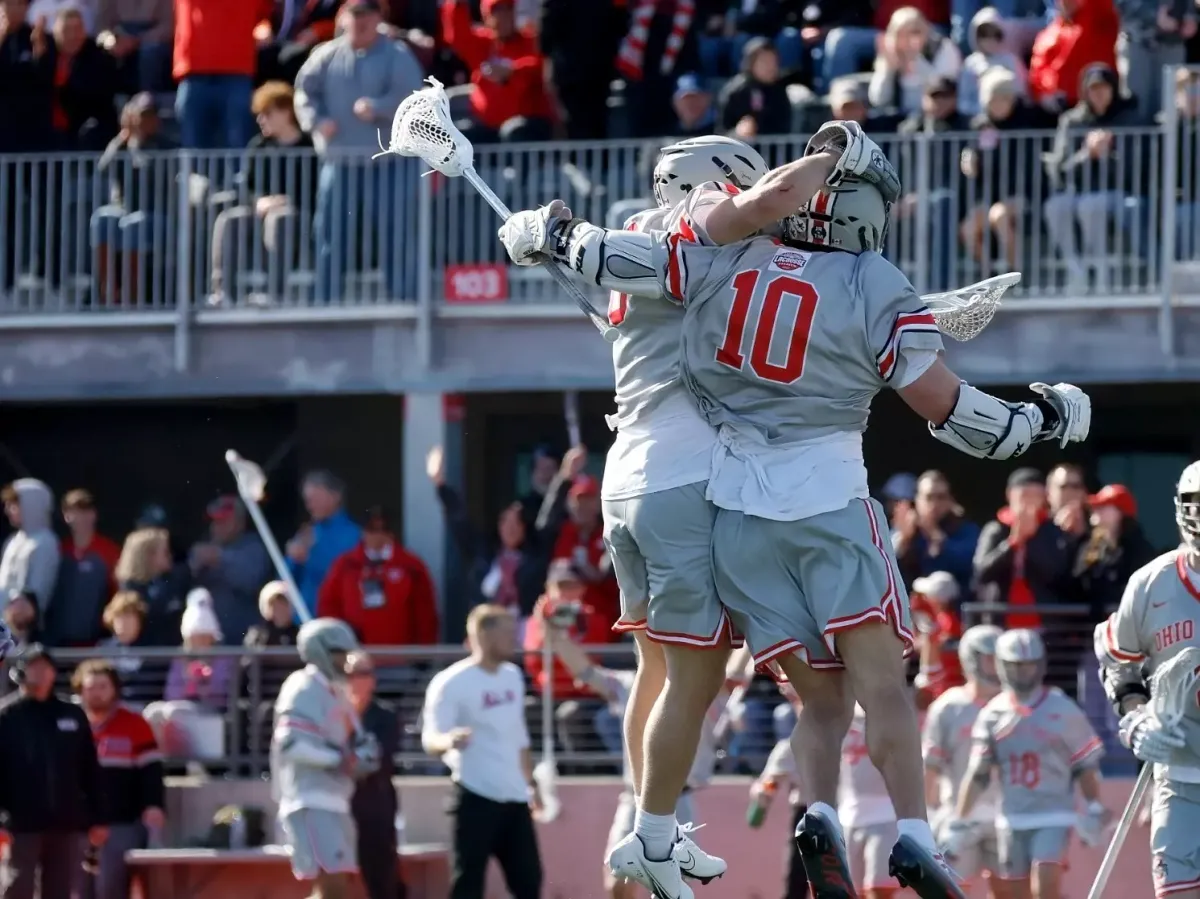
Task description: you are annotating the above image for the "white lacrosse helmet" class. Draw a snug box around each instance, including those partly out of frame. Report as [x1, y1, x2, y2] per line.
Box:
[995, 629, 1046, 698]
[1176, 461, 1200, 551]
[958, 624, 1003, 687]
[782, 177, 891, 254]
[652, 135, 768, 208]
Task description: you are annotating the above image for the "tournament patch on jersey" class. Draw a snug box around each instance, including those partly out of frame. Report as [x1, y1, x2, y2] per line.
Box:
[769, 249, 810, 274]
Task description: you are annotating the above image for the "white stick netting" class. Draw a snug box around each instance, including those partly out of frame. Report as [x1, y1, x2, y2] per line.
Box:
[922, 272, 1020, 342]
[373, 77, 473, 177]
[1151, 646, 1200, 729]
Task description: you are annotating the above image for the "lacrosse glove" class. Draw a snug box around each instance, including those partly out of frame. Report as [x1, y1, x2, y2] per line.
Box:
[347, 732, 382, 779]
[1076, 800, 1108, 847]
[1119, 706, 1185, 764]
[804, 121, 902, 204]
[498, 200, 574, 266]
[1030, 382, 1092, 447]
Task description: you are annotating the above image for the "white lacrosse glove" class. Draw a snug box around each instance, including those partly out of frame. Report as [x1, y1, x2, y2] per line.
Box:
[1030, 382, 1091, 447]
[497, 200, 573, 267]
[939, 818, 975, 860]
[348, 731, 382, 779]
[1076, 800, 1109, 847]
[1119, 706, 1185, 764]
[804, 120, 902, 204]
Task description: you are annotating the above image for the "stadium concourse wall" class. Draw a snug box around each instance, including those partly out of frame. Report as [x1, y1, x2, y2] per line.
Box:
[165, 776, 1148, 898]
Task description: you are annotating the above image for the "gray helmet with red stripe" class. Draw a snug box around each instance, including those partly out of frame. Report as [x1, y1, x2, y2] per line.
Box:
[652, 136, 768, 208]
[781, 177, 891, 254]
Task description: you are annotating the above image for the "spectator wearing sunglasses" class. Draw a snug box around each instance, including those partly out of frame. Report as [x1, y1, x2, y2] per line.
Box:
[316, 507, 439, 646]
[893, 471, 981, 599]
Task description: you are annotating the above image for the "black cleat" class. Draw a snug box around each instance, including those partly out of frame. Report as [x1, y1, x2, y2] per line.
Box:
[888, 834, 968, 899]
[794, 809, 858, 899]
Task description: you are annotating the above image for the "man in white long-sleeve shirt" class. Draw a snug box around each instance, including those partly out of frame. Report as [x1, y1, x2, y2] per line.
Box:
[422, 604, 543, 899]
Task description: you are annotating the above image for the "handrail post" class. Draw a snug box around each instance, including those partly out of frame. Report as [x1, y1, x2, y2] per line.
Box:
[1159, 64, 1180, 362]
[174, 150, 193, 373]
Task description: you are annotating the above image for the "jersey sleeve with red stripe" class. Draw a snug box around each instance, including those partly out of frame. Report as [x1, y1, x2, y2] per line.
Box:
[1100, 559, 1156, 665]
[608, 208, 662, 326]
[855, 251, 945, 385]
[661, 181, 740, 306]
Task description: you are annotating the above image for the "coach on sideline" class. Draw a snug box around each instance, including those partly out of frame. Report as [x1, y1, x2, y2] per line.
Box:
[421, 604, 543, 899]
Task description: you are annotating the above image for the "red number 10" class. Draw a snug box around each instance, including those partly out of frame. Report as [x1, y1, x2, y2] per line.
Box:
[716, 271, 820, 384]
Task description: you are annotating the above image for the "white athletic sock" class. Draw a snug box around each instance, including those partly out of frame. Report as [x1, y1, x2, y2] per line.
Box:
[896, 818, 938, 852]
[634, 809, 677, 861]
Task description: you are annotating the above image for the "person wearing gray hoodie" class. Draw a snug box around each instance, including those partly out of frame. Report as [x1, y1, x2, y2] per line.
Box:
[0, 480, 60, 615]
[958, 8, 1029, 116]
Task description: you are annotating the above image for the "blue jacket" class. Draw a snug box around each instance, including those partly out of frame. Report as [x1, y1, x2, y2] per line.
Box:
[895, 515, 982, 600]
[288, 511, 361, 616]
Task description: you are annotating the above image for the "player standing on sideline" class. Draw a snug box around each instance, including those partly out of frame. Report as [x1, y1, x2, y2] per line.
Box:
[922, 625, 1003, 899]
[272, 619, 381, 899]
[532, 591, 747, 898]
[947, 629, 1108, 899]
[498, 121, 1092, 899]
[840, 705, 908, 899]
[1095, 460, 1200, 899]
[510, 134, 774, 898]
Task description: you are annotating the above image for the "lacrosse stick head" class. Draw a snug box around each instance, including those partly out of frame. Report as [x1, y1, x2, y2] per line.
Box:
[1150, 646, 1200, 730]
[532, 759, 561, 823]
[923, 272, 1020, 342]
[225, 450, 267, 504]
[372, 77, 474, 177]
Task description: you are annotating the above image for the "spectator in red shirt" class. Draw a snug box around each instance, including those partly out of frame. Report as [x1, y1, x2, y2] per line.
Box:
[317, 507, 439, 645]
[550, 474, 620, 629]
[172, 0, 274, 148]
[440, 0, 552, 142]
[909, 571, 965, 707]
[46, 489, 122, 647]
[1029, 0, 1119, 111]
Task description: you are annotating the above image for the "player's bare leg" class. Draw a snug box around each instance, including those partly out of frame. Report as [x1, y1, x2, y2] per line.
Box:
[997, 878, 1031, 899]
[1029, 863, 1063, 899]
[837, 622, 965, 899]
[625, 631, 666, 796]
[311, 872, 349, 899]
[774, 654, 857, 898]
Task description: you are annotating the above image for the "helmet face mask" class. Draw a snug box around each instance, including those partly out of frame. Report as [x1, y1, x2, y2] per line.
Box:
[298, 618, 360, 681]
[994, 629, 1046, 699]
[1176, 461, 1200, 551]
[782, 179, 891, 254]
[652, 136, 768, 209]
[959, 624, 1003, 687]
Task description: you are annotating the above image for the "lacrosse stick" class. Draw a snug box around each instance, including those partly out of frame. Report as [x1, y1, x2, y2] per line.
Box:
[375, 78, 618, 344]
[225, 451, 369, 742]
[921, 272, 1020, 342]
[532, 640, 562, 824]
[1087, 647, 1200, 899]
[563, 391, 581, 449]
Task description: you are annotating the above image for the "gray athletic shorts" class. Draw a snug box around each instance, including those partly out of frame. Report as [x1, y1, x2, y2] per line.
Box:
[279, 808, 358, 880]
[605, 790, 697, 857]
[1151, 778, 1200, 896]
[711, 498, 913, 670]
[995, 826, 1070, 880]
[847, 821, 897, 890]
[605, 482, 737, 647]
[949, 822, 1000, 883]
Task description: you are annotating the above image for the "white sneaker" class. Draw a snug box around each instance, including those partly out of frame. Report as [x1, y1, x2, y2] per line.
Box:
[674, 823, 726, 884]
[606, 832, 695, 899]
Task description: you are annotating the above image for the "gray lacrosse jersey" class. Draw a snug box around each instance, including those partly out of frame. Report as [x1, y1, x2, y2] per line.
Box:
[970, 687, 1103, 829]
[839, 707, 895, 827]
[923, 686, 999, 821]
[1101, 549, 1200, 773]
[608, 203, 701, 431]
[271, 666, 356, 817]
[654, 185, 944, 448]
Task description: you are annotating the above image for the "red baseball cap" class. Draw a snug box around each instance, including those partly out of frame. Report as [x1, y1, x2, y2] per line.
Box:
[568, 474, 600, 499]
[205, 495, 240, 520]
[1088, 484, 1137, 518]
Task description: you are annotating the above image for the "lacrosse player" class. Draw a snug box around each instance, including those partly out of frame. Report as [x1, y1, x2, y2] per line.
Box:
[1095, 460, 1200, 899]
[948, 629, 1107, 899]
[505, 134, 776, 899]
[498, 120, 1091, 899]
[272, 618, 381, 899]
[922, 625, 1004, 899]
[840, 704, 907, 898]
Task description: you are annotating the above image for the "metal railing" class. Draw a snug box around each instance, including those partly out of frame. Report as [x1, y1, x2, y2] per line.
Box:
[1, 73, 1199, 327]
[14, 612, 1127, 775]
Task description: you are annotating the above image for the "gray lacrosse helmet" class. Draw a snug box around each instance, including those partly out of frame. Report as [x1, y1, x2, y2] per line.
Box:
[782, 177, 891, 254]
[958, 624, 1003, 687]
[298, 618, 360, 680]
[994, 628, 1046, 699]
[652, 135, 768, 208]
[1175, 460, 1200, 551]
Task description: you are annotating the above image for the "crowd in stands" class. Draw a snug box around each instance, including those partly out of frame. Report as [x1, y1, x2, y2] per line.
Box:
[0, 445, 1163, 771]
[0, 0, 1199, 306]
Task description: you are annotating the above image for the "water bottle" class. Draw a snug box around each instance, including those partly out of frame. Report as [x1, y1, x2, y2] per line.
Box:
[746, 778, 778, 829]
